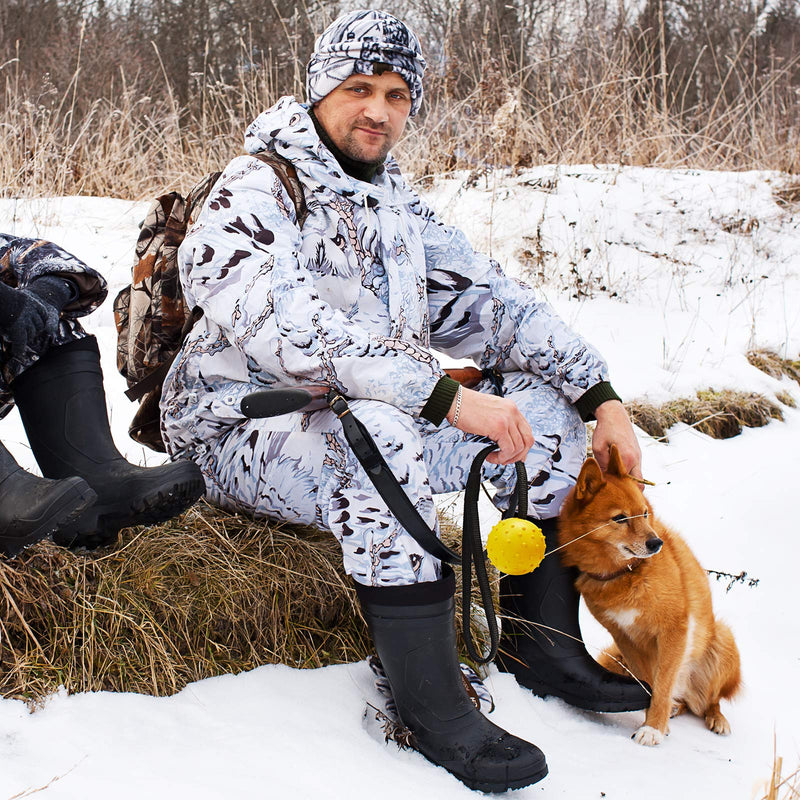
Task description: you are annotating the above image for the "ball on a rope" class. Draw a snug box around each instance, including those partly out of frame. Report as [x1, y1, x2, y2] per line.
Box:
[486, 517, 546, 575]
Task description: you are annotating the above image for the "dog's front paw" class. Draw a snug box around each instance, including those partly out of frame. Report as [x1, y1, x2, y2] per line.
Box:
[705, 711, 731, 735]
[632, 725, 664, 746]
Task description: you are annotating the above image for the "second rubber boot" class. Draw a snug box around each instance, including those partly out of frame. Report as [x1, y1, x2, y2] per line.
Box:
[356, 567, 548, 793]
[496, 517, 651, 712]
[0, 439, 96, 556]
[10, 337, 205, 548]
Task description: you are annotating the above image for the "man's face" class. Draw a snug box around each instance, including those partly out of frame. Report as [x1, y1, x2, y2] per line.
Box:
[313, 70, 412, 164]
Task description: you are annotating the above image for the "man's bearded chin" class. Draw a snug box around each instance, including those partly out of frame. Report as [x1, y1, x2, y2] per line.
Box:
[343, 123, 393, 164]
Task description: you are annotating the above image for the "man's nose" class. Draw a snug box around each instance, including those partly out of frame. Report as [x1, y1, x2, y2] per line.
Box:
[362, 96, 389, 124]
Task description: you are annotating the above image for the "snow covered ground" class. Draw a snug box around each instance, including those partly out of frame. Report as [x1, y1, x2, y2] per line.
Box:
[1, 166, 798, 799]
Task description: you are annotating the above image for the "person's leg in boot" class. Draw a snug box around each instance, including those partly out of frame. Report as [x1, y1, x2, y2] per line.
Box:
[419, 371, 650, 712]
[0, 439, 96, 556]
[184, 397, 546, 790]
[496, 517, 650, 712]
[10, 336, 205, 548]
[417, 371, 648, 712]
[357, 567, 547, 792]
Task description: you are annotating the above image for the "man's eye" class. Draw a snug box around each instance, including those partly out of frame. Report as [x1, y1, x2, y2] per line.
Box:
[612, 514, 628, 524]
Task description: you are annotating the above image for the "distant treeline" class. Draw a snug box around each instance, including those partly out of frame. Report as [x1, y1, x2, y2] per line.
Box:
[3, 1, 798, 108]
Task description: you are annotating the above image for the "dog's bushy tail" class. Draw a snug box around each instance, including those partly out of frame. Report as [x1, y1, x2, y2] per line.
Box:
[712, 620, 742, 701]
[684, 619, 742, 716]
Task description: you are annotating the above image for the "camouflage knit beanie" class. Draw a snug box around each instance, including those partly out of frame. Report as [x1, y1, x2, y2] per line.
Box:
[306, 9, 427, 116]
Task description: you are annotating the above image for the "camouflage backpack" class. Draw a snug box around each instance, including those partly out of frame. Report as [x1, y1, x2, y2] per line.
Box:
[113, 152, 308, 452]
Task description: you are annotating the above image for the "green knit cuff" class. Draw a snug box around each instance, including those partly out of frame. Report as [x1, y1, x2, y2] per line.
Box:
[420, 376, 461, 426]
[574, 381, 622, 422]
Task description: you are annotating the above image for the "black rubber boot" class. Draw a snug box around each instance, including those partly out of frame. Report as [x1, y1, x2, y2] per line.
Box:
[10, 337, 205, 548]
[356, 567, 548, 793]
[0, 439, 96, 556]
[496, 518, 651, 712]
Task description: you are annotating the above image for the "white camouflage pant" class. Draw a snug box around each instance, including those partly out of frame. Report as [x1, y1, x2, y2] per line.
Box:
[197, 371, 586, 586]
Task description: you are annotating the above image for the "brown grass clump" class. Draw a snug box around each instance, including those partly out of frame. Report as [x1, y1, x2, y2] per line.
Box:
[747, 348, 800, 385]
[0, 501, 493, 701]
[0, 502, 367, 699]
[627, 389, 783, 441]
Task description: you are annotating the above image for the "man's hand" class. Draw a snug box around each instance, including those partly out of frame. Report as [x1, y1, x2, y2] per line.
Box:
[447, 386, 534, 465]
[591, 399, 642, 479]
[0, 282, 61, 360]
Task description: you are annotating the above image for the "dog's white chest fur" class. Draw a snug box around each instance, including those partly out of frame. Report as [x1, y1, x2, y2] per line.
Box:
[603, 607, 640, 632]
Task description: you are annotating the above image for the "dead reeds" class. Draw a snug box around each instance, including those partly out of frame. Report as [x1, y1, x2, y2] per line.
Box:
[1, 20, 798, 201]
[0, 501, 368, 698]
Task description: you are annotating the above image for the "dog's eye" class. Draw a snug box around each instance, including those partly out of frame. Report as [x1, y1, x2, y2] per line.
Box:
[643, 509, 649, 518]
[612, 514, 628, 524]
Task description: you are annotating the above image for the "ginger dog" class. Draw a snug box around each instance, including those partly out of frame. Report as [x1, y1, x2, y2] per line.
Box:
[557, 445, 741, 746]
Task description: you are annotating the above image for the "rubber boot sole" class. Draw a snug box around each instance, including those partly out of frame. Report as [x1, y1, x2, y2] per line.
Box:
[449, 757, 548, 793]
[53, 475, 205, 550]
[0, 478, 97, 557]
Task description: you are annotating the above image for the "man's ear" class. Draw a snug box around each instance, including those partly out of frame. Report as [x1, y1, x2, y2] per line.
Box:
[575, 458, 605, 502]
[606, 443, 628, 478]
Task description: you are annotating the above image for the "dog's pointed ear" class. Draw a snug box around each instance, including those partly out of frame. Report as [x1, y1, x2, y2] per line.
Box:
[575, 458, 605, 502]
[606, 444, 629, 479]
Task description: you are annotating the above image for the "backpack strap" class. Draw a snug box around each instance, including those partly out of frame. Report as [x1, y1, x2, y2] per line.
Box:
[124, 306, 203, 402]
[251, 152, 309, 227]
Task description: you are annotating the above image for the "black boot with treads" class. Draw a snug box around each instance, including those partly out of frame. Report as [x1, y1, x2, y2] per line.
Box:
[357, 567, 548, 793]
[497, 517, 650, 712]
[11, 337, 204, 548]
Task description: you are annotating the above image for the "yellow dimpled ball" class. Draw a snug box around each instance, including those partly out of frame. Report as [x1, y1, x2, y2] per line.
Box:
[486, 517, 546, 575]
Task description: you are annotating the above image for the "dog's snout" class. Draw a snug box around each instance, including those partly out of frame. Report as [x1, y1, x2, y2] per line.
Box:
[646, 537, 663, 554]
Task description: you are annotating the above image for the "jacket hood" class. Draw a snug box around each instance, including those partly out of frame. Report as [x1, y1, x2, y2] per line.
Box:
[243, 96, 414, 208]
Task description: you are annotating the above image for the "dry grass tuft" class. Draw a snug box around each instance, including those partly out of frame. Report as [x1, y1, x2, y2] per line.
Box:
[747, 348, 800, 385]
[0, 501, 492, 701]
[0, 501, 367, 698]
[760, 751, 800, 800]
[774, 183, 800, 210]
[627, 389, 783, 441]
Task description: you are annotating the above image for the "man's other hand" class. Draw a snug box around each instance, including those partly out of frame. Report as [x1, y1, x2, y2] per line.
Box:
[591, 399, 642, 479]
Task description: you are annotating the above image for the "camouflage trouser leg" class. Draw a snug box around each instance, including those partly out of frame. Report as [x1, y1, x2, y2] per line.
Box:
[198, 371, 586, 587]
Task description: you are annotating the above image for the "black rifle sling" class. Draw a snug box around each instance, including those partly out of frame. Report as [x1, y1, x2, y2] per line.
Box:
[327, 392, 461, 565]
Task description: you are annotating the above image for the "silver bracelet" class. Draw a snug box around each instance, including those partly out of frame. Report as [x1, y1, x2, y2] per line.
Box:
[451, 385, 463, 427]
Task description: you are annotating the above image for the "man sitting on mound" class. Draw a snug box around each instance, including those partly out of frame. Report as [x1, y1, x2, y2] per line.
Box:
[0, 234, 204, 555]
[161, 9, 649, 792]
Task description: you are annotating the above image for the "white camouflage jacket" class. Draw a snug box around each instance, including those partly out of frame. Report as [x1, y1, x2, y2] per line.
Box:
[161, 96, 610, 454]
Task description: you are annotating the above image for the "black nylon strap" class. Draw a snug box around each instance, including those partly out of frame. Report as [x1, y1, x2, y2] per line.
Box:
[461, 443, 501, 664]
[328, 393, 460, 565]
